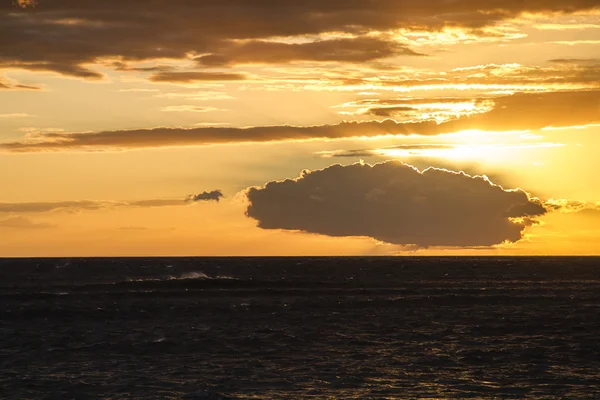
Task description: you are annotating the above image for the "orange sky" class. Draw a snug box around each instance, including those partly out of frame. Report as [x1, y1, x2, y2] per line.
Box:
[1, 1, 599, 256]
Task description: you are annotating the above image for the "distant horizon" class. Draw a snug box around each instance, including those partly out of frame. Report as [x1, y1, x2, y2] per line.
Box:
[3, 255, 600, 259]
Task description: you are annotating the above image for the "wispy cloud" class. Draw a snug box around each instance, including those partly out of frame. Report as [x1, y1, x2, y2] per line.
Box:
[0, 216, 55, 230]
[161, 105, 226, 113]
[0, 190, 225, 213]
[0, 113, 31, 118]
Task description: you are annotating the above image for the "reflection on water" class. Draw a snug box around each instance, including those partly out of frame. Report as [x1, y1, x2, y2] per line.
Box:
[1, 257, 599, 399]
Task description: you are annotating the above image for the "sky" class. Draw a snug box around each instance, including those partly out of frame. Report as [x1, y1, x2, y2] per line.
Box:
[1, 0, 599, 256]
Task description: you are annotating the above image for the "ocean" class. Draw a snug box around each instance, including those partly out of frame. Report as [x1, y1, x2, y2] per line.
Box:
[1, 257, 600, 399]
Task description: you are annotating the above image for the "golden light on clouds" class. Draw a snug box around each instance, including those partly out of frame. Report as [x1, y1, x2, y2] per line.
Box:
[1, 1, 599, 255]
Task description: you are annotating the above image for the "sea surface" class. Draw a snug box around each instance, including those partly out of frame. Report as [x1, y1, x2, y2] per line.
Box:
[1, 257, 600, 399]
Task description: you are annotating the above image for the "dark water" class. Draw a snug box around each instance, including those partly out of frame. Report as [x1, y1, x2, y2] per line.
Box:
[1, 257, 600, 399]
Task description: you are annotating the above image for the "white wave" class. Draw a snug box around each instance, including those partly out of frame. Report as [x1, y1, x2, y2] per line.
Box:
[124, 271, 238, 283]
[169, 271, 211, 280]
[169, 272, 238, 280]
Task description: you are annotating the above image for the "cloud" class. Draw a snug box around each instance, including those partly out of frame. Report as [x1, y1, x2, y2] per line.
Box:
[549, 58, 600, 65]
[189, 190, 224, 202]
[335, 62, 600, 92]
[195, 37, 423, 66]
[441, 90, 600, 131]
[543, 199, 600, 213]
[148, 72, 248, 83]
[245, 161, 547, 247]
[111, 62, 174, 73]
[0, 200, 181, 213]
[318, 145, 458, 158]
[118, 88, 160, 93]
[318, 143, 564, 159]
[161, 105, 225, 113]
[0, 216, 55, 229]
[2, 1, 598, 77]
[119, 226, 149, 231]
[367, 107, 418, 117]
[0, 113, 31, 118]
[0, 60, 105, 79]
[338, 98, 484, 107]
[0, 191, 225, 213]
[0, 76, 41, 91]
[2, 90, 598, 152]
[155, 91, 234, 101]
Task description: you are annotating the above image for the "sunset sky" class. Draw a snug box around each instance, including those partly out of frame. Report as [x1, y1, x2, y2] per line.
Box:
[1, 0, 599, 256]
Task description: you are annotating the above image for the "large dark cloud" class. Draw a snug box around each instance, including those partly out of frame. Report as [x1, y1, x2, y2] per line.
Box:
[2, 1, 598, 77]
[245, 161, 547, 247]
[2, 90, 598, 152]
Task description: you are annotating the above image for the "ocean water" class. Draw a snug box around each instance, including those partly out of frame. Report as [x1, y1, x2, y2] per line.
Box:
[1, 257, 600, 399]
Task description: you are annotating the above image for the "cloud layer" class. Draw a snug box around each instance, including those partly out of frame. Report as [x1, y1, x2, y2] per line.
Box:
[2, 90, 598, 152]
[245, 161, 546, 247]
[3, 1, 599, 77]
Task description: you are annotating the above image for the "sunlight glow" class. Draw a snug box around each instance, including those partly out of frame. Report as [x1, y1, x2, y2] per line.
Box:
[376, 142, 564, 160]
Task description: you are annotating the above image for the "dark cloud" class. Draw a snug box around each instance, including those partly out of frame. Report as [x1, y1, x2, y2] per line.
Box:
[0, 216, 55, 229]
[319, 149, 380, 158]
[189, 190, 224, 203]
[245, 161, 547, 247]
[149, 72, 248, 83]
[549, 58, 600, 65]
[1, 62, 105, 80]
[367, 106, 418, 117]
[0, 120, 440, 152]
[2, 90, 598, 152]
[112, 62, 174, 73]
[346, 98, 491, 107]
[2, 1, 598, 77]
[195, 37, 423, 66]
